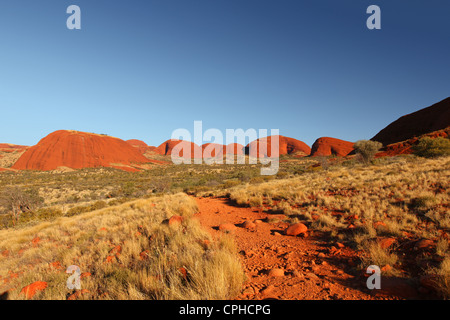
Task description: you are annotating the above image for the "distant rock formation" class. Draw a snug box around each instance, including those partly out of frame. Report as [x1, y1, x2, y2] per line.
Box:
[126, 139, 156, 154]
[202, 143, 225, 158]
[202, 143, 245, 158]
[154, 139, 202, 158]
[245, 135, 310, 157]
[371, 97, 450, 146]
[0, 143, 28, 152]
[12, 130, 150, 171]
[310, 137, 354, 157]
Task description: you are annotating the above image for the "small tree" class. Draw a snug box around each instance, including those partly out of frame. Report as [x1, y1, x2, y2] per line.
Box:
[315, 156, 330, 170]
[0, 187, 43, 224]
[413, 137, 450, 158]
[353, 140, 382, 165]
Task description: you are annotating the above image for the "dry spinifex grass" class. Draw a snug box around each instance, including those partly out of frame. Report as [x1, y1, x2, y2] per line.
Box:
[0, 193, 245, 300]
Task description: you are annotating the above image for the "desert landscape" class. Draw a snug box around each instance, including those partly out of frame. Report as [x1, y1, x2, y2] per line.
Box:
[1, 2, 450, 310]
[0, 97, 449, 301]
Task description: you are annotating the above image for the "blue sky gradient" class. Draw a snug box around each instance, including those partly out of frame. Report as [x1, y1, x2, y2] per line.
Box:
[1, 0, 449, 147]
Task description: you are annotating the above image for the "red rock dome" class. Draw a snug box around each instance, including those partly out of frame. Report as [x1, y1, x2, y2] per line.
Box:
[202, 143, 225, 158]
[310, 137, 354, 157]
[245, 135, 311, 157]
[126, 139, 156, 154]
[12, 130, 150, 171]
[154, 139, 202, 158]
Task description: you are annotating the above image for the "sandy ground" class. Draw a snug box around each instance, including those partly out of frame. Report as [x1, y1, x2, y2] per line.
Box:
[194, 196, 382, 300]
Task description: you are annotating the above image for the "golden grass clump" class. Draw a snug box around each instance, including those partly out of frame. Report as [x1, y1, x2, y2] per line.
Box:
[426, 256, 450, 299]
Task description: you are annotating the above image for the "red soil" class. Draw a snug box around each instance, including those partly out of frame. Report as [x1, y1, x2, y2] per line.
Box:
[194, 197, 385, 300]
[12, 130, 150, 171]
[245, 135, 311, 158]
[371, 97, 450, 146]
[155, 139, 202, 158]
[310, 137, 354, 157]
[194, 197, 433, 300]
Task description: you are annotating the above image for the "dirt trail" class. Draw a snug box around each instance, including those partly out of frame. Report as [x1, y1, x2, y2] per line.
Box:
[194, 196, 377, 300]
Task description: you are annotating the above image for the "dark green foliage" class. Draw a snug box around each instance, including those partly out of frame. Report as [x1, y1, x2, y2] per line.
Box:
[413, 137, 450, 158]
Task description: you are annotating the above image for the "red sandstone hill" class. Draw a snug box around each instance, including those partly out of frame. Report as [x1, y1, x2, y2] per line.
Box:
[371, 97, 450, 146]
[202, 143, 225, 158]
[126, 139, 156, 154]
[154, 139, 202, 158]
[310, 137, 354, 157]
[0, 144, 29, 170]
[245, 135, 311, 158]
[225, 143, 244, 156]
[12, 130, 151, 171]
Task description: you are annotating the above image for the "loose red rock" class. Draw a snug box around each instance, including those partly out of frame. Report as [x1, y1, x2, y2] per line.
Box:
[168, 215, 184, 227]
[20, 281, 48, 299]
[378, 237, 396, 249]
[285, 223, 308, 236]
[219, 223, 237, 233]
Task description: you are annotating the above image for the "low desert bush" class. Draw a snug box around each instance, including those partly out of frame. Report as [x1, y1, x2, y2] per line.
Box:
[0, 187, 43, 223]
[248, 195, 263, 208]
[66, 200, 107, 217]
[413, 137, 450, 158]
[229, 189, 249, 207]
[353, 140, 382, 165]
[359, 241, 398, 274]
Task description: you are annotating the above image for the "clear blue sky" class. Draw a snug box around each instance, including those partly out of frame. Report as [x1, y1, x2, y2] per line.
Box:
[1, 0, 449, 147]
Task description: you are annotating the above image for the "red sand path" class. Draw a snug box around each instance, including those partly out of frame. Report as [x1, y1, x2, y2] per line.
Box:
[194, 197, 380, 300]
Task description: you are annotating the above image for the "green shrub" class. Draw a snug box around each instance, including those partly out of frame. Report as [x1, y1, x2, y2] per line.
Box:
[353, 140, 382, 164]
[107, 197, 133, 207]
[249, 176, 264, 184]
[222, 179, 240, 189]
[235, 171, 253, 182]
[276, 171, 289, 179]
[36, 207, 63, 220]
[413, 137, 450, 158]
[0, 186, 43, 222]
[122, 182, 136, 197]
[66, 200, 107, 217]
[66, 205, 88, 217]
